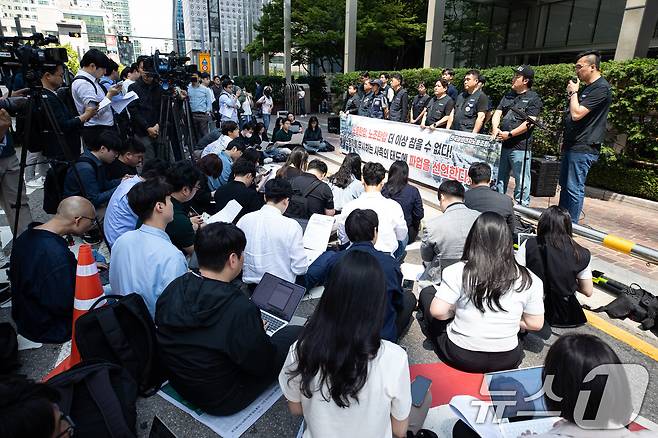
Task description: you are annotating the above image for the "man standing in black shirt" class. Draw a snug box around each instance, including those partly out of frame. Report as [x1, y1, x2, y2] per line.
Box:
[358, 79, 374, 117]
[388, 73, 409, 123]
[343, 84, 361, 115]
[490, 65, 543, 206]
[128, 63, 162, 160]
[357, 71, 370, 98]
[559, 50, 612, 224]
[449, 69, 489, 133]
[421, 79, 454, 130]
[442, 68, 458, 101]
[410, 82, 431, 125]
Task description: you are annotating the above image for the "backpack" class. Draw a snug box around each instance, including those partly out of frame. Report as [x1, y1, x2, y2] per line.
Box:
[47, 360, 137, 438]
[585, 283, 658, 335]
[59, 75, 99, 117]
[75, 294, 167, 396]
[285, 177, 323, 219]
[43, 156, 98, 214]
[0, 323, 19, 374]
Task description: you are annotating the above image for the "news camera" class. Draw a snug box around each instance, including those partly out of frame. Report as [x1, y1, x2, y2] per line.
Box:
[146, 50, 198, 89]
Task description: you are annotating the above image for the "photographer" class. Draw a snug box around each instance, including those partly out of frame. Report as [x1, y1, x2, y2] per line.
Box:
[127, 61, 162, 160]
[0, 108, 33, 236]
[71, 49, 121, 135]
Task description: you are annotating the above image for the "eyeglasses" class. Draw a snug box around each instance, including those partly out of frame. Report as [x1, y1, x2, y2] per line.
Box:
[78, 216, 96, 222]
[574, 63, 591, 70]
[55, 411, 76, 438]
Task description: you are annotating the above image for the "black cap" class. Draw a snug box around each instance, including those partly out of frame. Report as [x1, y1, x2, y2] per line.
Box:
[369, 79, 383, 87]
[264, 177, 293, 200]
[513, 65, 535, 79]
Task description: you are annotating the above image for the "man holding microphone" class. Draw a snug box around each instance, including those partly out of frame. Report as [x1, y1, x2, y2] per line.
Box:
[559, 50, 611, 224]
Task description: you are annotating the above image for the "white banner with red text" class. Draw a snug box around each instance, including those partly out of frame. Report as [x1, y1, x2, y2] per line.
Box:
[339, 114, 501, 187]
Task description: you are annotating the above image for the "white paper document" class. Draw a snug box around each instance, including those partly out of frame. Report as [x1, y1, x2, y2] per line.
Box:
[303, 214, 335, 265]
[158, 382, 282, 438]
[205, 200, 243, 224]
[98, 91, 139, 114]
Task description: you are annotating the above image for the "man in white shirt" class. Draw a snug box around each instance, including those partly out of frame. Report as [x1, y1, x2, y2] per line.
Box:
[337, 162, 407, 255]
[237, 178, 308, 285]
[121, 63, 140, 95]
[71, 49, 121, 132]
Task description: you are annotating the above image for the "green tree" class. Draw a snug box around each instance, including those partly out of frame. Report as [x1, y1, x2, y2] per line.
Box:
[60, 43, 80, 75]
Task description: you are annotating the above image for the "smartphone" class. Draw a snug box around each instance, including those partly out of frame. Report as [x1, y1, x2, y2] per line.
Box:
[411, 375, 432, 407]
[402, 279, 414, 292]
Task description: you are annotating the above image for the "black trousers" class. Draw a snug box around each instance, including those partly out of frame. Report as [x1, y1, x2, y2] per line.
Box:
[418, 286, 522, 374]
[203, 325, 302, 416]
[395, 290, 417, 341]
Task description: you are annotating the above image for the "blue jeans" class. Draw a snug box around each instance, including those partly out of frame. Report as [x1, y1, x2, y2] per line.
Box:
[558, 150, 599, 224]
[262, 113, 271, 134]
[393, 236, 409, 261]
[496, 148, 531, 206]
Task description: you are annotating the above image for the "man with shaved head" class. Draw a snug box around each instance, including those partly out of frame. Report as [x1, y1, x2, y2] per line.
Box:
[9, 196, 97, 343]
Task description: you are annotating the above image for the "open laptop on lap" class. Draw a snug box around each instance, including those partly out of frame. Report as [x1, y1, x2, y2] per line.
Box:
[251, 273, 306, 336]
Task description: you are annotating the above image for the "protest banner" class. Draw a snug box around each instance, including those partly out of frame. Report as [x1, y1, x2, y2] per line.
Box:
[340, 115, 502, 188]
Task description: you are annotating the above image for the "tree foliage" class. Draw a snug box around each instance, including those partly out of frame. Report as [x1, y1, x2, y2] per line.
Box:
[59, 43, 80, 75]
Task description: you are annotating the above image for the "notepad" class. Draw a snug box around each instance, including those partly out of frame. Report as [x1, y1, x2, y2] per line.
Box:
[205, 200, 243, 224]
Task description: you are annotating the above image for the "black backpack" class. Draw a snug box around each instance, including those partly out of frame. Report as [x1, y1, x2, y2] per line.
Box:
[58, 75, 100, 117]
[0, 323, 19, 374]
[285, 177, 323, 219]
[43, 156, 98, 214]
[47, 360, 138, 438]
[75, 294, 167, 396]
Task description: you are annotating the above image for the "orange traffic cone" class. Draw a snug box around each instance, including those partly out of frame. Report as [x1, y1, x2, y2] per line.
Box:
[44, 244, 104, 380]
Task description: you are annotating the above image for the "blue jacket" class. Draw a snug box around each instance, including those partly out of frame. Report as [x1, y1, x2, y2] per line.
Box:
[306, 241, 403, 342]
[63, 149, 121, 207]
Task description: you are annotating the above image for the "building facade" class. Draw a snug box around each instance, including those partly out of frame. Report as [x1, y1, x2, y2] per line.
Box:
[182, 0, 208, 58]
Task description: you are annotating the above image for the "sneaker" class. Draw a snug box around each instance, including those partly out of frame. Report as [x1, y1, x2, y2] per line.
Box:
[26, 176, 45, 188]
[263, 157, 273, 164]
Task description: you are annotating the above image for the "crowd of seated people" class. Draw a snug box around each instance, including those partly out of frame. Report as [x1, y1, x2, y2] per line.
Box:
[2, 60, 643, 438]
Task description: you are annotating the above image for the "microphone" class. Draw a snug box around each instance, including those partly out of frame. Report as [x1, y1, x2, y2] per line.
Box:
[509, 106, 548, 131]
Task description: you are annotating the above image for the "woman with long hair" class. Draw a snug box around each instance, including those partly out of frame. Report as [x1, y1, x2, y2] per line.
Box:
[276, 146, 308, 180]
[516, 206, 592, 327]
[382, 160, 424, 242]
[425, 212, 544, 373]
[302, 116, 332, 154]
[279, 251, 424, 438]
[328, 153, 364, 212]
[272, 116, 285, 138]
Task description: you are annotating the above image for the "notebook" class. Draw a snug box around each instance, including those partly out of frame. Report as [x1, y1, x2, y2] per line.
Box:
[485, 366, 549, 420]
[251, 273, 306, 336]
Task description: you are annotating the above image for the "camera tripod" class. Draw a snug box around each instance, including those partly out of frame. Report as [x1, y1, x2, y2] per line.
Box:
[11, 84, 110, 249]
[157, 88, 196, 163]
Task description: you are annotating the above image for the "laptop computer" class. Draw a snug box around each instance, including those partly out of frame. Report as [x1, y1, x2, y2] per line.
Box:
[484, 366, 548, 420]
[251, 273, 306, 336]
[305, 140, 322, 149]
[289, 124, 301, 134]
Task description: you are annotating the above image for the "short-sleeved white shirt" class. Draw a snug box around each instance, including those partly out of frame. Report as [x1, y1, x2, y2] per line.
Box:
[515, 240, 593, 280]
[435, 261, 544, 352]
[279, 340, 411, 438]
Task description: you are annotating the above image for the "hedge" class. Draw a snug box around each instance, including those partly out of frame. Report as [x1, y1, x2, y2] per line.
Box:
[586, 151, 658, 202]
[330, 59, 658, 162]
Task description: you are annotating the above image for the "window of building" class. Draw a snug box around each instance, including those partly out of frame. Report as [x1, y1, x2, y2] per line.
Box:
[544, 0, 572, 47]
[593, 0, 625, 44]
[568, 0, 598, 45]
[506, 7, 528, 50]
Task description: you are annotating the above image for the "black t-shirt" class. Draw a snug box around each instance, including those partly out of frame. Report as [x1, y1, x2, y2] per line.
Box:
[411, 94, 431, 123]
[213, 180, 265, 223]
[290, 173, 334, 217]
[105, 159, 137, 181]
[453, 90, 489, 132]
[496, 89, 543, 150]
[563, 76, 612, 153]
[425, 95, 455, 126]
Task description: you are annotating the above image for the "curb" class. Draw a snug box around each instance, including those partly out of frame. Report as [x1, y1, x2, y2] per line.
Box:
[585, 186, 658, 213]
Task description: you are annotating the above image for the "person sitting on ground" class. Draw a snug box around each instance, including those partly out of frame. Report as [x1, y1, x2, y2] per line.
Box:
[205, 135, 247, 187]
[104, 140, 145, 180]
[419, 179, 480, 285]
[273, 118, 296, 144]
[328, 152, 364, 213]
[237, 178, 308, 285]
[535, 334, 653, 437]
[272, 117, 285, 138]
[201, 120, 240, 158]
[189, 153, 223, 215]
[158, 161, 204, 255]
[464, 162, 516, 237]
[156, 223, 302, 416]
[286, 112, 304, 133]
[213, 158, 265, 223]
[103, 159, 170, 248]
[516, 206, 592, 328]
[337, 162, 407, 256]
[0, 376, 75, 438]
[280, 251, 429, 438]
[286, 159, 335, 219]
[419, 212, 544, 373]
[276, 146, 308, 180]
[302, 116, 332, 153]
[9, 196, 96, 343]
[110, 178, 188, 317]
[236, 121, 257, 147]
[253, 121, 268, 143]
[382, 160, 424, 243]
[306, 209, 416, 342]
[63, 129, 123, 211]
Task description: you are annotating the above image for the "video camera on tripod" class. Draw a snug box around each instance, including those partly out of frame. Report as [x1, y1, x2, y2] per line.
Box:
[145, 50, 198, 90]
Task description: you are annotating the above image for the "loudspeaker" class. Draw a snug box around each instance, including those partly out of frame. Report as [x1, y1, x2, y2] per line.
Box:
[530, 157, 560, 197]
[327, 116, 340, 134]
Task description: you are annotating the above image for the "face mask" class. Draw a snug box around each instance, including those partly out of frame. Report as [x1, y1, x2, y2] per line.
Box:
[243, 132, 252, 138]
